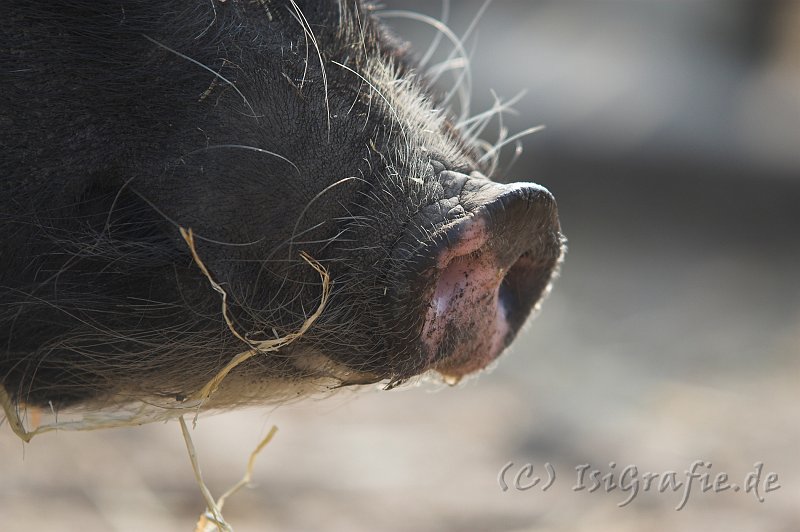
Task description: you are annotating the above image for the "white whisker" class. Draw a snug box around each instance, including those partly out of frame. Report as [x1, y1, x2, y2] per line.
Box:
[477, 125, 546, 166]
[141, 35, 258, 119]
[420, 0, 451, 68]
[187, 144, 301, 176]
[288, 1, 332, 135]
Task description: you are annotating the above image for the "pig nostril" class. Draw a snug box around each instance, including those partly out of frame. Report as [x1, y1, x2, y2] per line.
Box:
[497, 251, 548, 332]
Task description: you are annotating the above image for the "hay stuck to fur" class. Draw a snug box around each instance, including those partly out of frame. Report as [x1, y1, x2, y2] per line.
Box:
[179, 227, 331, 405]
[2, 227, 323, 529]
[0, 227, 330, 441]
[0, 387, 37, 443]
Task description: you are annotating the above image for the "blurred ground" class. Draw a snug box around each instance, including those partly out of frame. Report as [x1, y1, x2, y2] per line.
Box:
[2, 1, 799, 531]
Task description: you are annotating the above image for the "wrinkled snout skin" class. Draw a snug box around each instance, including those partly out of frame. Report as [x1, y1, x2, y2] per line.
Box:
[0, 1, 564, 410]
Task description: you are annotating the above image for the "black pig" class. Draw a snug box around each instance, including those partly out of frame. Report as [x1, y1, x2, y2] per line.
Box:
[0, 0, 563, 413]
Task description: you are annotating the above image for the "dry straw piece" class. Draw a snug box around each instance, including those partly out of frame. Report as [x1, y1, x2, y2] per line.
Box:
[1, 227, 329, 530]
[179, 226, 331, 405]
[182, 417, 279, 532]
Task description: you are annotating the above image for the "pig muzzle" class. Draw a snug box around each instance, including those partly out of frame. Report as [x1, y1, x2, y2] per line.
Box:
[391, 171, 563, 381]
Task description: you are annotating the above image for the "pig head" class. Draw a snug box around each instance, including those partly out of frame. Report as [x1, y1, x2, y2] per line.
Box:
[0, 0, 564, 409]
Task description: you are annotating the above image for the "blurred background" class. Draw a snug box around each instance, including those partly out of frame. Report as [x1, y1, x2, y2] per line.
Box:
[2, 1, 798, 530]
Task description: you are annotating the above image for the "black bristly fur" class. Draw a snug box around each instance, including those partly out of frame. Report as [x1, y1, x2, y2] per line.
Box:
[1, 1, 563, 412]
[1, 1, 480, 408]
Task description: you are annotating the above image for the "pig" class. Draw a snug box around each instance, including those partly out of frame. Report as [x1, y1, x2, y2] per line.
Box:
[0, 0, 563, 414]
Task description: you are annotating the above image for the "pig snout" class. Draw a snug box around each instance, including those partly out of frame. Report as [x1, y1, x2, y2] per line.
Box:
[389, 173, 562, 382]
